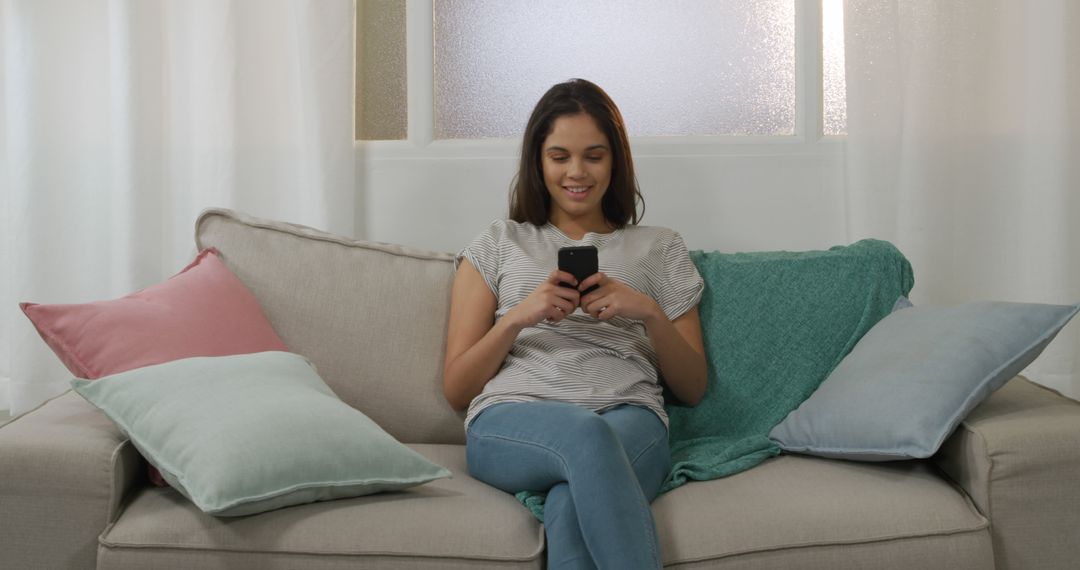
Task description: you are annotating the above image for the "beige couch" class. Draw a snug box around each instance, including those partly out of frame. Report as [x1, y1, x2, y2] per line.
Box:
[3, 208, 1079, 569]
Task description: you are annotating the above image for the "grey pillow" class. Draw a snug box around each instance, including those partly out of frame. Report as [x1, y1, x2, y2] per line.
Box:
[768, 301, 1079, 460]
[73, 351, 451, 516]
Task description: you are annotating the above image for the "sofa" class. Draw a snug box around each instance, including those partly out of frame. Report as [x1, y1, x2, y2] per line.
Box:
[2, 207, 1079, 570]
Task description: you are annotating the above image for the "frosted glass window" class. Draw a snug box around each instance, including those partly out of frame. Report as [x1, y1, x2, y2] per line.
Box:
[434, 0, 796, 139]
[356, 0, 407, 140]
[822, 0, 847, 135]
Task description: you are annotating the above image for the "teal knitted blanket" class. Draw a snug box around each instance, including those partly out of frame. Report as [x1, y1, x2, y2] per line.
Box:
[517, 239, 914, 521]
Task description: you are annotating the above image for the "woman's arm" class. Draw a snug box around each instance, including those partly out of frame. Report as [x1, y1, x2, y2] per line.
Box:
[578, 273, 707, 406]
[442, 259, 581, 411]
[642, 307, 707, 406]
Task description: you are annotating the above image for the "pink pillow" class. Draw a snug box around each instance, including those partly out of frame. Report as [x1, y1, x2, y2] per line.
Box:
[21, 248, 288, 379]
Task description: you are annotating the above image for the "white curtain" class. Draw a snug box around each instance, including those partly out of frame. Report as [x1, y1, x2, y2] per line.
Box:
[843, 0, 1080, 398]
[0, 0, 356, 414]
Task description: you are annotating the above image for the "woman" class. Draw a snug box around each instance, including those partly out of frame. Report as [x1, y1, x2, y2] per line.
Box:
[443, 79, 706, 569]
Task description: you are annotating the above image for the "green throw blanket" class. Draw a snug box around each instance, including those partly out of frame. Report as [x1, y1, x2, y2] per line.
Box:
[517, 239, 914, 521]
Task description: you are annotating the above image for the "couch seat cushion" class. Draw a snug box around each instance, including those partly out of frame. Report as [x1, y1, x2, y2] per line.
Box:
[653, 454, 994, 569]
[98, 444, 542, 570]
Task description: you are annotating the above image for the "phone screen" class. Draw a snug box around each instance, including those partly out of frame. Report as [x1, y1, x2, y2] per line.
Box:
[558, 246, 599, 295]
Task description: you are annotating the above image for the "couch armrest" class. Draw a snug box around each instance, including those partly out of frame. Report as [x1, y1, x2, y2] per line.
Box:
[0, 390, 142, 570]
[934, 375, 1080, 570]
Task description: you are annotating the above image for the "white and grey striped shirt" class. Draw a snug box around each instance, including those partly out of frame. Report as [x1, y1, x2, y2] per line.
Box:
[457, 220, 704, 429]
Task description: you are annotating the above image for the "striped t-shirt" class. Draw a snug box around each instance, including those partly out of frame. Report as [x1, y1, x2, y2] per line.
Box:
[456, 219, 704, 429]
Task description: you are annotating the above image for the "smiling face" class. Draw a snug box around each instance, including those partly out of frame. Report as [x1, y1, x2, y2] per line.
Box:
[541, 113, 613, 233]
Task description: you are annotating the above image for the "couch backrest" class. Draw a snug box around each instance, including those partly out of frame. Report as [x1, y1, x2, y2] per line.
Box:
[195, 208, 466, 444]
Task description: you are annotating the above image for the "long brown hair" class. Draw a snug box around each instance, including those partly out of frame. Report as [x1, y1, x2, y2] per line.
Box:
[509, 79, 644, 227]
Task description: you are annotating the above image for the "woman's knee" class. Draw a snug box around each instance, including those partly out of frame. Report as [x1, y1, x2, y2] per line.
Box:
[630, 434, 671, 500]
[559, 412, 624, 460]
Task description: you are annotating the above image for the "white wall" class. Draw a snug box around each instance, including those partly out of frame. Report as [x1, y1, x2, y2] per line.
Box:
[358, 142, 847, 254]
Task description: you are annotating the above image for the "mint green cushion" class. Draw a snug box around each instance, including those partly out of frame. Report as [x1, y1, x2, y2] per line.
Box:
[72, 351, 450, 516]
[769, 301, 1079, 460]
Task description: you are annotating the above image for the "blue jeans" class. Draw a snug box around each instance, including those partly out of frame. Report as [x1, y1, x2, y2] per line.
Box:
[466, 401, 670, 570]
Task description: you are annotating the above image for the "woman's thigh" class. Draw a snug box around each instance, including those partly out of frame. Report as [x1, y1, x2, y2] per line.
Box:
[598, 405, 670, 500]
[466, 401, 633, 493]
[466, 401, 669, 498]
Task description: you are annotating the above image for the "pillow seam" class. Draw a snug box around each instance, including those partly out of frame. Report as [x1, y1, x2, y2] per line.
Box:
[209, 470, 452, 513]
[27, 309, 94, 378]
[926, 303, 1080, 454]
[195, 209, 455, 263]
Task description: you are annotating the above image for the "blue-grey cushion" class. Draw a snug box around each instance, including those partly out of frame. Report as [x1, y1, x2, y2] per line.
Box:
[769, 301, 1079, 460]
[72, 351, 451, 516]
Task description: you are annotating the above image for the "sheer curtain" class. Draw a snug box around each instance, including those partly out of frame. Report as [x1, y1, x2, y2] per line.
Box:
[0, 0, 356, 414]
[843, 0, 1080, 398]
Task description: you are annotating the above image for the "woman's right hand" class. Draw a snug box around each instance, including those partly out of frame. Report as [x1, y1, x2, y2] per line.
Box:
[504, 270, 581, 329]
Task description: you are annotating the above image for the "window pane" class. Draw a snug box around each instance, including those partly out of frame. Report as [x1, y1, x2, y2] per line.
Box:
[822, 0, 847, 135]
[356, 0, 407, 140]
[434, 0, 796, 139]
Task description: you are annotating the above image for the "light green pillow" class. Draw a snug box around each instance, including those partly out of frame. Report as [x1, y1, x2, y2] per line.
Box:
[769, 301, 1079, 460]
[72, 351, 451, 516]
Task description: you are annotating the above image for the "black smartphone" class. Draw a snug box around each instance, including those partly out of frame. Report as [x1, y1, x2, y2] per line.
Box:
[558, 246, 599, 296]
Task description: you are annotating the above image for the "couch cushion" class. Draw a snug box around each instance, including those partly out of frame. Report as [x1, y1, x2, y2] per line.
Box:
[20, 248, 287, 379]
[74, 352, 451, 517]
[195, 208, 465, 445]
[769, 302, 1079, 460]
[97, 444, 543, 570]
[653, 454, 994, 569]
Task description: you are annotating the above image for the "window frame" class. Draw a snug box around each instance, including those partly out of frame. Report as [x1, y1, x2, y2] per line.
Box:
[357, 0, 843, 159]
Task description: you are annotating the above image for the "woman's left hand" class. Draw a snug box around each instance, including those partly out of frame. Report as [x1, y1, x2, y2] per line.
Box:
[578, 272, 663, 323]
